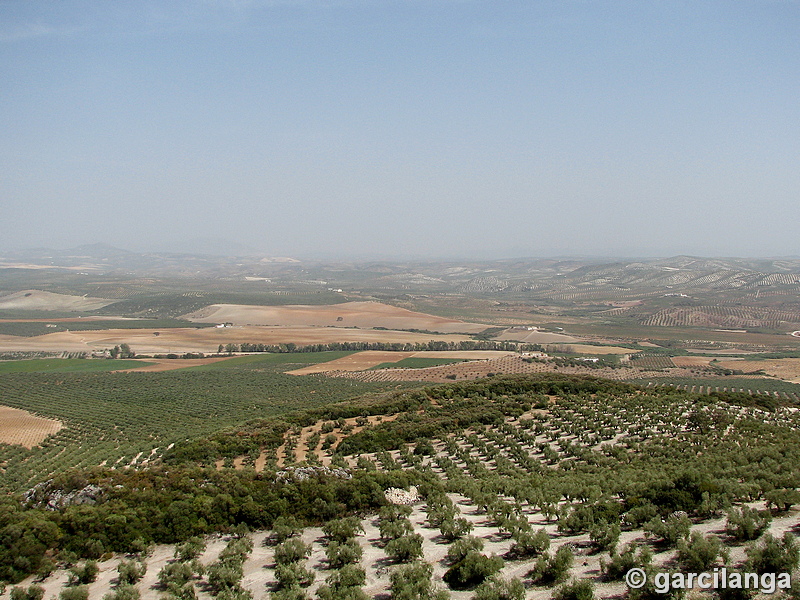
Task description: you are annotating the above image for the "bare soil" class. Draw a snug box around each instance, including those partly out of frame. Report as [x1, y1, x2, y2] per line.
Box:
[0, 290, 114, 311]
[0, 405, 63, 448]
[0, 326, 472, 354]
[717, 358, 800, 383]
[183, 301, 489, 334]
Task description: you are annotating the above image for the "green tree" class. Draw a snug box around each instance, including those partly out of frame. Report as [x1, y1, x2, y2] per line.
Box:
[553, 579, 594, 600]
[470, 577, 525, 600]
[443, 551, 503, 590]
[389, 561, 449, 600]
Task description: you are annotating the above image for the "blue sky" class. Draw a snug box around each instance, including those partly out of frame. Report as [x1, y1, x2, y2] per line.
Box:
[1, 0, 798, 258]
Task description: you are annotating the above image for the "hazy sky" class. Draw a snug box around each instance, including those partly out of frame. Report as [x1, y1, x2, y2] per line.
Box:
[1, 1, 798, 259]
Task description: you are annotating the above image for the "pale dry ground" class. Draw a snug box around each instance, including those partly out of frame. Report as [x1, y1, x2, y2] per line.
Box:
[285, 350, 517, 375]
[0, 316, 138, 323]
[716, 358, 800, 383]
[0, 263, 101, 271]
[286, 351, 416, 375]
[113, 356, 242, 373]
[685, 349, 758, 354]
[183, 301, 490, 334]
[7, 498, 797, 600]
[495, 329, 580, 344]
[672, 356, 716, 368]
[0, 405, 62, 448]
[544, 345, 638, 355]
[0, 327, 472, 354]
[273, 415, 399, 467]
[0, 290, 114, 311]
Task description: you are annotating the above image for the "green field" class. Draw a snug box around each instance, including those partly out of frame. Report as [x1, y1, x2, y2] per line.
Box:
[184, 351, 356, 370]
[0, 352, 415, 492]
[368, 357, 467, 370]
[0, 358, 152, 373]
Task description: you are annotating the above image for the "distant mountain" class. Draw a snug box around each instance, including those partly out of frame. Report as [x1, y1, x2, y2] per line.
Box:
[65, 243, 135, 259]
[152, 237, 265, 257]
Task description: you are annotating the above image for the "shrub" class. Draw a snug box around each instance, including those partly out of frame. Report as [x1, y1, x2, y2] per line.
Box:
[174, 537, 206, 561]
[745, 532, 800, 575]
[764, 489, 800, 513]
[626, 567, 686, 600]
[274, 539, 312, 565]
[207, 561, 244, 593]
[471, 576, 525, 600]
[553, 579, 594, 600]
[676, 532, 724, 571]
[316, 565, 368, 600]
[443, 551, 504, 590]
[10, 587, 44, 600]
[509, 528, 550, 559]
[274, 562, 315, 589]
[725, 507, 772, 542]
[117, 559, 147, 585]
[386, 534, 424, 563]
[325, 539, 363, 569]
[600, 543, 652, 581]
[622, 504, 658, 529]
[68, 561, 99, 586]
[528, 545, 574, 585]
[380, 518, 414, 542]
[380, 505, 413, 521]
[389, 561, 449, 600]
[158, 561, 203, 594]
[322, 517, 363, 543]
[60, 587, 89, 600]
[216, 588, 253, 600]
[439, 517, 473, 542]
[269, 587, 309, 600]
[589, 523, 620, 553]
[446, 536, 485, 566]
[643, 514, 691, 547]
[102, 586, 141, 600]
[271, 516, 301, 544]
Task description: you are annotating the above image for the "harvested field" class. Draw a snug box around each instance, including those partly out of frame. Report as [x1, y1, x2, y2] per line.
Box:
[183, 301, 489, 333]
[0, 326, 472, 354]
[671, 356, 715, 367]
[495, 328, 579, 343]
[544, 344, 638, 355]
[0, 316, 135, 323]
[0, 405, 63, 448]
[0, 290, 114, 311]
[286, 351, 416, 374]
[716, 358, 800, 382]
[286, 350, 515, 375]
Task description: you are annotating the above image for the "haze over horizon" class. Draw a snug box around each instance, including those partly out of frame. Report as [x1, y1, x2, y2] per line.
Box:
[2, 1, 798, 260]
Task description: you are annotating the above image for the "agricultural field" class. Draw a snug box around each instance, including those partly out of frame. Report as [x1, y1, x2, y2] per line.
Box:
[368, 357, 467, 370]
[0, 406, 62, 448]
[0, 352, 418, 493]
[183, 301, 490, 334]
[0, 326, 474, 355]
[0, 358, 151, 374]
[3, 254, 800, 597]
[2, 375, 799, 599]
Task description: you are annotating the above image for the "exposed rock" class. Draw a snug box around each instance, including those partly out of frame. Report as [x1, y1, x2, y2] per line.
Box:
[384, 486, 419, 505]
[24, 481, 104, 510]
[275, 465, 352, 483]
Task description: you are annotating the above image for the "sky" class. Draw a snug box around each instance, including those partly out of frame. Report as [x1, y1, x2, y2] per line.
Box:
[1, 0, 798, 260]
